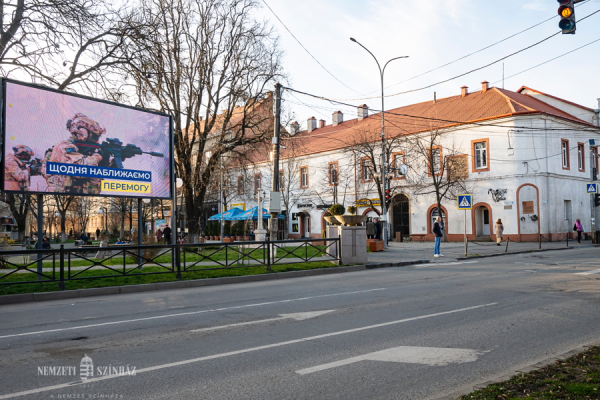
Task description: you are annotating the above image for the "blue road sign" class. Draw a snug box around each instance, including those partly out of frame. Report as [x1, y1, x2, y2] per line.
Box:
[457, 194, 473, 210]
[587, 183, 598, 194]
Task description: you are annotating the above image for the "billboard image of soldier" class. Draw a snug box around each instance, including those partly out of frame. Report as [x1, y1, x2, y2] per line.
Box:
[2, 80, 172, 199]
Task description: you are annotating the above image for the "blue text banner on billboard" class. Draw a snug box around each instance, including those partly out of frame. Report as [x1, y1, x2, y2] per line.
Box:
[46, 162, 152, 182]
[2, 79, 172, 199]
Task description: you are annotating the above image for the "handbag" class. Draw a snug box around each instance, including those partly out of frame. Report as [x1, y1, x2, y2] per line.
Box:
[573, 224, 577, 231]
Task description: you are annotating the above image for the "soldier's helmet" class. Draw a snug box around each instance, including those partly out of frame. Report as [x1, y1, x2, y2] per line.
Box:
[13, 145, 33, 161]
[66, 113, 106, 143]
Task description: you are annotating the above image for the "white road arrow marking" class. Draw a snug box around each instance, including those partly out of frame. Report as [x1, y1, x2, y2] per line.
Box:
[575, 269, 600, 275]
[0, 302, 497, 399]
[191, 310, 335, 332]
[296, 346, 487, 375]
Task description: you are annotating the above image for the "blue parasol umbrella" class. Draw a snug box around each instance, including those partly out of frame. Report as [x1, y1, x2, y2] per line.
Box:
[231, 206, 285, 220]
[208, 207, 244, 221]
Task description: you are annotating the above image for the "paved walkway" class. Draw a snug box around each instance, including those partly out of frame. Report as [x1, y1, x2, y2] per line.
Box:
[367, 239, 594, 263]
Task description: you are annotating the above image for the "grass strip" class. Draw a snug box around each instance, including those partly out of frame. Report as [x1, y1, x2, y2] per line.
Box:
[460, 345, 600, 399]
[0, 261, 337, 296]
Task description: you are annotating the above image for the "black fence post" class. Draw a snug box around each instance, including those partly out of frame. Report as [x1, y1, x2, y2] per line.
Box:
[268, 237, 272, 271]
[176, 243, 181, 279]
[58, 244, 65, 290]
[566, 232, 569, 247]
[538, 233, 541, 250]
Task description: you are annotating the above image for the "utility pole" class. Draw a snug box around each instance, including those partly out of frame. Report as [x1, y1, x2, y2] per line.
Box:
[269, 83, 282, 241]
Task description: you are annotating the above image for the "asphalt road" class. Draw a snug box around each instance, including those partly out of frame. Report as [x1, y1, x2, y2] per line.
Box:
[1, 247, 600, 399]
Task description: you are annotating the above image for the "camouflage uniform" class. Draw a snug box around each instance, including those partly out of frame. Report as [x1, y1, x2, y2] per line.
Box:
[4, 145, 33, 191]
[47, 113, 107, 194]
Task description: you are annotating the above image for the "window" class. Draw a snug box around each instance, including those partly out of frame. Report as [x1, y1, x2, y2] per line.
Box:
[361, 158, 373, 182]
[392, 152, 405, 179]
[328, 162, 339, 185]
[561, 139, 570, 169]
[428, 147, 442, 176]
[447, 155, 468, 180]
[471, 139, 490, 172]
[254, 173, 261, 193]
[237, 176, 244, 195]
[300, 167, 309, 189]
[279, 171, 285, 191]
[578, 142, 585, 171]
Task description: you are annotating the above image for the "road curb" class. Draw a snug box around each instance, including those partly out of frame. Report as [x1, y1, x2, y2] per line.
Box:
[436, 339, 600, 400]
[0, 260, 428, 305]
[454, 244, 599, 260]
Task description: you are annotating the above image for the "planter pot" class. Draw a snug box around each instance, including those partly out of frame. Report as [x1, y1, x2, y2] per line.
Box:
[236, 236, 243, 241]
[334, 215, 368, 226]
[324, 216, 342, 225]
[243, 236, 250, 241]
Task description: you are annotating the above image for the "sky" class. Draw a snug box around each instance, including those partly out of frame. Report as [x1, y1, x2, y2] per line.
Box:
[253, 0, 600, 129]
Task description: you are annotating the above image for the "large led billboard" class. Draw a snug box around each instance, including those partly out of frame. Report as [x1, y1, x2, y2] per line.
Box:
[2, 80, 172, 199]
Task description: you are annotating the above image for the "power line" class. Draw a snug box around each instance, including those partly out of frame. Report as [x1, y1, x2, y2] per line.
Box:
[329, 8, 600, 102]
[260, 0, 363, 95]
[379, 0, 592, 93]
[492, 37, 600, 84]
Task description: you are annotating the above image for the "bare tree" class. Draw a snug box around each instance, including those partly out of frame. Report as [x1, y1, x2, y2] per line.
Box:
[404, 128, 471, 241]
[120, 0, 283, 242]
[71, 196, 99, 235]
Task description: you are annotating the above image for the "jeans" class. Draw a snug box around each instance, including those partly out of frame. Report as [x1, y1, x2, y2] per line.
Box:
[434, 236, 441, 255]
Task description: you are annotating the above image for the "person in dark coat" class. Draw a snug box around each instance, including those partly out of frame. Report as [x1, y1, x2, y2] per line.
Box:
[163, 225, 172, 244]
[366, 219, 376, 239]
[433, 217, 444, 257]
[96, 228, 101, 239]
[374, 218, 382, 240]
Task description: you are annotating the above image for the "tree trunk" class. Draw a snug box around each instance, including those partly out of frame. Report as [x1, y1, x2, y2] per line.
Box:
[60, 215, 67, 242]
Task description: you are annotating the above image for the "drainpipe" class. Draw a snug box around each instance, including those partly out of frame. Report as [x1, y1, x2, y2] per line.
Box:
[544, 119, 550, 240]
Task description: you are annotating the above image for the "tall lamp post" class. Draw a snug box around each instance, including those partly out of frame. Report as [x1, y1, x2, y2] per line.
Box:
[350, 37, 408, 248]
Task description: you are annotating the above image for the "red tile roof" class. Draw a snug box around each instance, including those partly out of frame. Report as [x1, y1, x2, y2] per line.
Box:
[276, 86, 591, 160]
[517, 86, 595, 112]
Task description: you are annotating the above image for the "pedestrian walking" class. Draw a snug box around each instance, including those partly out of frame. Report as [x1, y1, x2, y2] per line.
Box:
[95, 228, 100, 240]
[495, 219, 504, 246]
[433, 216, 444, 257]
[366, 219, 376, 239]
[574, 219, 584, 244]
[155, 228, 163, 244]
[374, 218, 382, 240]
[163, 225, 172, 244]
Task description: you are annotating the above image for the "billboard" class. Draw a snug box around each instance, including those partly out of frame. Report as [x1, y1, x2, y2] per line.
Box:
[2, 80, 172, 199]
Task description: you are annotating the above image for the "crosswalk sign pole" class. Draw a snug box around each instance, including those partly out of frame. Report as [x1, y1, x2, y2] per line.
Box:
[464, 210, 467, 256]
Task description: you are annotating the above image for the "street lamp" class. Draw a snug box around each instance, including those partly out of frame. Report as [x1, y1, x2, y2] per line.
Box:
[175, 178, 183, 240]
[350, 37, 408, 248]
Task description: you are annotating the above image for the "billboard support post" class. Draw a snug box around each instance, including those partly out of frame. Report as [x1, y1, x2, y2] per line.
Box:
[138, 198, 143, 269]
[36, 194, 43, 281]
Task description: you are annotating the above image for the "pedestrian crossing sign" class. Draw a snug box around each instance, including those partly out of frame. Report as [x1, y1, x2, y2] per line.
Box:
[587, 183, 598, 194]
[457, 194, 473, 210]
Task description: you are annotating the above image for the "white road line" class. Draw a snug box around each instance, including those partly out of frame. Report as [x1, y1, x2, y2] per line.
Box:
[0, 302, 498, 399]
[0, 289, 384, 339]
[575, 269, 600, 275]
[296, 346, 486, 375]
[412, 261, 478, 269]
[190, 310, 335, 332]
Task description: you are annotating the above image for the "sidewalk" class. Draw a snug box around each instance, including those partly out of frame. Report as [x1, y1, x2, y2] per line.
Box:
[367, 239, 594, 264]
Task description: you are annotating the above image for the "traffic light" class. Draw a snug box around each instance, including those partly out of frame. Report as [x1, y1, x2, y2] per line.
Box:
[385, 189, 392, 208]
[558, 0, 576, 34]
[595, 193, 600, 207]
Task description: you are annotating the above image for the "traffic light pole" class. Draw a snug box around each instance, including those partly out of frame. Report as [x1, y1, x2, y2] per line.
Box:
[591, 149, 597, 243]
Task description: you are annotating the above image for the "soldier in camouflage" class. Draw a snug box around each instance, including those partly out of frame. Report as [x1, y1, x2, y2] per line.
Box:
[4, 145, 34, 191]
[47, 113, 111, 194]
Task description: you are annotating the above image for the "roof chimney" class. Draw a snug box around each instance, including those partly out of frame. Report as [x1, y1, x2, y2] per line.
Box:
[481, 81, 489, 92]
[319, 119, 326, 128]
[290, 121, 300, 136]
[332, 111, 343, 126]
[307, 117, 317, 133]
[461, 86, 469, 97]
[357, 105, 368, 120]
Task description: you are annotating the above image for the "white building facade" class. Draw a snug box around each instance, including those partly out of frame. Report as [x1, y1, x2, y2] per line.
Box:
[226, 83, 600, 242]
